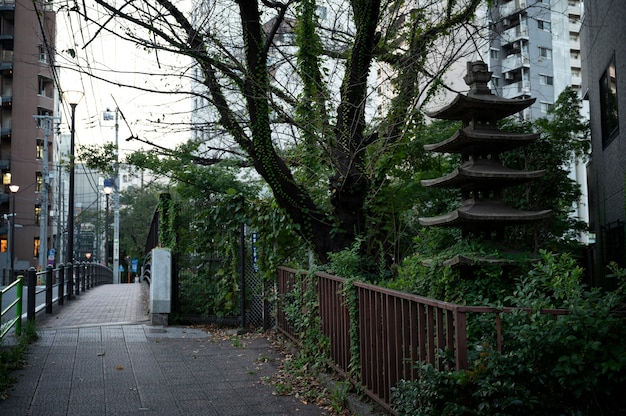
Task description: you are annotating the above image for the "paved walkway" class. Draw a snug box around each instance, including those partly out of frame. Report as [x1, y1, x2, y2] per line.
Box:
[0, 283, 328, 415]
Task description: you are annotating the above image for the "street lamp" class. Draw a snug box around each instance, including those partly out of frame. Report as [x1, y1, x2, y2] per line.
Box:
[63, 90, 83, 267]
[103, 183, 113, 267]
[8, 184, 19, 282]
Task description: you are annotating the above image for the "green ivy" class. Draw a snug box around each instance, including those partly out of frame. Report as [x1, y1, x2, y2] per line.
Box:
[281, 269, 330, 374]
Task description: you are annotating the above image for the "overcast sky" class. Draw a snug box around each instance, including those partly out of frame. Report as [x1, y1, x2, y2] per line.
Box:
[55, 4, 192, 158]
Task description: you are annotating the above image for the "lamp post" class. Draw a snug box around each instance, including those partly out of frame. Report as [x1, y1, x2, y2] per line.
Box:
[8, 184, 19, 282]
[63, 90, 83, 266]
[103, 183, 112, 268]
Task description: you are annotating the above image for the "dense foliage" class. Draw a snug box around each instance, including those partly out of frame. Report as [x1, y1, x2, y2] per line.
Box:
[391, 253, 626, 415]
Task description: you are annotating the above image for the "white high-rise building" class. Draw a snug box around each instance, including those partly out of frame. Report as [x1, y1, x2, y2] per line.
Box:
[480, 0, 589, 243]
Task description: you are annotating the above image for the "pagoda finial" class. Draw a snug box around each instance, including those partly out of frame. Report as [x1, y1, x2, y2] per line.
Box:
[464, 61, 493, 96]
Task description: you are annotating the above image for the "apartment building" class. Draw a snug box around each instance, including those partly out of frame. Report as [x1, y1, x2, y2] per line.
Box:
[0, 0, 57, 280]
[480, 0, 589, 242]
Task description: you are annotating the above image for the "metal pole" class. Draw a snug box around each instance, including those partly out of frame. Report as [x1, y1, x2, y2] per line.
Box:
[67, 103, 77, 267]
[9, 188, 17, 282]
[113, 108, 120, 283]
[105, 192, 110, 267]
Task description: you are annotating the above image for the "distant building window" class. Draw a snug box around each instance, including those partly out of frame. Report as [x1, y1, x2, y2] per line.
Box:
[35, 205, 41, 226]
[35, 172, 43, 192]
[600, 56, 619, 147]
[490, 49, 499, 60]
[36, 139, 44, 160]
[34, 237, 40, 258]
[492, 76, 500, 87]
[539, 74, 554, 85]
[539, 47, 552, 59]
[38, 45, 47, 63]
[538, 20, 551, 31]
[540, 101, 553, 113]
[317, 6, 327, 20]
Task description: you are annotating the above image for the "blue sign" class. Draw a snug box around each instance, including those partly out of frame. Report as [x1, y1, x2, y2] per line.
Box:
[131, 259, 138, 273]
[251, 232, 259, 273]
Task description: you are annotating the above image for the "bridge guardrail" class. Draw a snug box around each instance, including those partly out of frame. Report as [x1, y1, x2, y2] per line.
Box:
[0, 276, 23, 339]
[0, 262, 113, 338]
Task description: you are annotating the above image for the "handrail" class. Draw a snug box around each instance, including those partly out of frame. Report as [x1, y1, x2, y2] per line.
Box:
[0, 276, 23, 339]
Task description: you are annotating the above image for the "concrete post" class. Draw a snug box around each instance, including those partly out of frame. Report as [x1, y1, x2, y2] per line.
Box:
[149, 248, 171, 325]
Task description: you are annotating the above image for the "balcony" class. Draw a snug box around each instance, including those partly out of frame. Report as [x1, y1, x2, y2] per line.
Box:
[0, 49, 12, 70]
[501, 24, 529, 45]
[500, 0, 527, 18]
[502, 52, 530, 73]
[1, 126, 10, 139]
[1, 94, 10, 106]
[501, 80, 531, 99]
[0, 0, 15, 11]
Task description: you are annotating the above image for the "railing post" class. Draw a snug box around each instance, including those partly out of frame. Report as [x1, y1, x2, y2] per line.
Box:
[86, 263, 92, 289]
[74, 263, 80, 296]
[27, 267, 36, 322]
[15, 276, 23, 336]
[80, 262, 85, 292]
[66, 262, 73, 300]
[45, 265, 53, 314]
[58, 263, 65, 305]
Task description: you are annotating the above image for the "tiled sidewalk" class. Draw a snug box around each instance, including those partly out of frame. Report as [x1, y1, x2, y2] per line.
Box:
[37, 282, 150, 329]
[0, 284, 328, 415]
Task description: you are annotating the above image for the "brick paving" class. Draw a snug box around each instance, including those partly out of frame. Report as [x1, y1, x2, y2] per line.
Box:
[0, 283, 328, 416]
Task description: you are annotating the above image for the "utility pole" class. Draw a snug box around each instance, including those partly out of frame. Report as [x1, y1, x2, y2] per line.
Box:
[33, 114, 59, 269]
[110, 106, 120, 283]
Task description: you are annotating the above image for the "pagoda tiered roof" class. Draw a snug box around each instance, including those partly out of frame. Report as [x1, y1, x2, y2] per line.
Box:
[426, 94, 536, 121]
[419, 61, 550, 235]
[423, 127, 539, 154]
[421, 159, 545, 189]
[418, 200, 551, 228]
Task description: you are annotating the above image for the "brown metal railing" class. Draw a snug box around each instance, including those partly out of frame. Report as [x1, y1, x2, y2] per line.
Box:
[276, 266, 569, 414]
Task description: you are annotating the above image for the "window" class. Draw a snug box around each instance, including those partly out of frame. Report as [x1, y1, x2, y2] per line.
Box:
[539, 47, 552, 59]
[491, 76, 500, 87]
[34, 237, 40, 258]
[539, 74, 554, 85]
[317, 6, 327, 20]
[538, 20, 551, 31]
[490, 49, 499, 59]
[540, 101, 553, 113]
[35, 172, 43, 192]
[38, 45, 47, 63]
[38, 76, 54, 98]
[600, 56, 619, 147]
[36, 139, 44, 160]
[34, 205, 41, 225]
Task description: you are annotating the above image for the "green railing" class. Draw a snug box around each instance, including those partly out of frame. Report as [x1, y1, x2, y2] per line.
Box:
[0, 276, 23, 340]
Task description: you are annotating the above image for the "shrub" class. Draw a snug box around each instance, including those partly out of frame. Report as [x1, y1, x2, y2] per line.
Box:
[391, 253, 626, 415]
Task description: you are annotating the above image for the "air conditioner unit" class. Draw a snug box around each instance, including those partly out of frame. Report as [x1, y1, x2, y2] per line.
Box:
[503, 18, 511, 26]
[505, 72, 514, 80]
[513, 41, 520, 49]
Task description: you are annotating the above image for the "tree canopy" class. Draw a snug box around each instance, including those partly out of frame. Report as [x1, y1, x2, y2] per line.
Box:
[65, 0, 483, 264]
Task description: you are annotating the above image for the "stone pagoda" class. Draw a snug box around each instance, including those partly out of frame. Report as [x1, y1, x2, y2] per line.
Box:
[419, 61, 551, 266]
